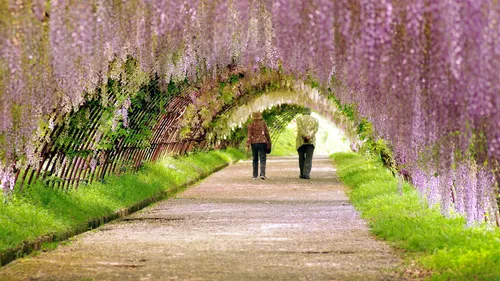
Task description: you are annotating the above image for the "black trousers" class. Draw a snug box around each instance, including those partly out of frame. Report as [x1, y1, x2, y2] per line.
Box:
[251, 143, 267, 177]
[298, 144, 314, 177]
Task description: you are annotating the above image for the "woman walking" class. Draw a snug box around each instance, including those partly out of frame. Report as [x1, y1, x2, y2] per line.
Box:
[246, 112, 271, 180]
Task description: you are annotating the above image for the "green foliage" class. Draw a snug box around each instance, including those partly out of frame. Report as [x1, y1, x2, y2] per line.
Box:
[0, 58, 5, 99]
[342, 104, 356, 121]
[0, 134, 5, 161]
[327, 90, 342, 109]
[359, 138, 397, 174]
[328, 88, 398, 174]
[179, 104, 196, 138]
[469, 125, 489, 166]
[51, 58, 181, 157]
[179, 71, 249, 141]
[327, 90, 356, 121]
[331, 152, 500, 280]
[269, 126, 296, 156]
[167, 79, 182, 96]
[0, 1, 9, 25]
[228, 73, 240, 84]
[199, 69, 291, 145]
[356, 118, 372, 141]
[304, 75, 320, 89]
[218, 82, 234, 104]
[0, 149, 245, 253]
[42, 71, 186, 189]
[225, 125, 248, 149]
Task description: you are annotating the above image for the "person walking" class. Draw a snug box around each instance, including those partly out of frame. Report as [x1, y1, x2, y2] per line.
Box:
[296, 107, 319, 179]
[246, 112, 271, 180]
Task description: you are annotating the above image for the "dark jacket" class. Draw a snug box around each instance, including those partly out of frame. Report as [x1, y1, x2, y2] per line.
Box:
[247, 119, 271, 146]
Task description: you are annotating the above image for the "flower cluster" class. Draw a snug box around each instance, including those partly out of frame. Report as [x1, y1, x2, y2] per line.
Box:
[330, 0, 499, 225]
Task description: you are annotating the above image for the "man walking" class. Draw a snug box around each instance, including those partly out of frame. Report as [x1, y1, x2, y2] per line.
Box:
[296, 107, 319, 179]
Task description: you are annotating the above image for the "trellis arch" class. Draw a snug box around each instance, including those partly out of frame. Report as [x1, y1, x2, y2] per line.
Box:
[14, 67, 347, 191]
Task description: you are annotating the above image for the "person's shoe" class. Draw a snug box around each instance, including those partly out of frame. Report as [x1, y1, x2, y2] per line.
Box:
[299, 175, 305, 179]
[303, 175, 310, 179]
[252, 177, 258, 180]
[260, 175, 266, 180]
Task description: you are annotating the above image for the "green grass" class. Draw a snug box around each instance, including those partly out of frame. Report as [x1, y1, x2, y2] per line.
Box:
[270, 126, 296, 156]
[331, 152, 500, 281]
[0, 148, 245, 254]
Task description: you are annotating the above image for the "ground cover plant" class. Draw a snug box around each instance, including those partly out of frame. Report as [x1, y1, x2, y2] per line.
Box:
[331, 152, 500, 280]
[0, 148, 244, 255]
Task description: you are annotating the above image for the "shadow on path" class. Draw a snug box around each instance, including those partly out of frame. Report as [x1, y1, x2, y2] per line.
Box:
[0, 156, 402, 281]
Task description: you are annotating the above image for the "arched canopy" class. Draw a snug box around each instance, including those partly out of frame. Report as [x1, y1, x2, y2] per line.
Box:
[0, 1, 499, 224]
[10, 66, 348, 190]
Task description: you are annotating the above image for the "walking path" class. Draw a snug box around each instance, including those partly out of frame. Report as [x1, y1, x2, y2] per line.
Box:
[0, 156, 402, 280]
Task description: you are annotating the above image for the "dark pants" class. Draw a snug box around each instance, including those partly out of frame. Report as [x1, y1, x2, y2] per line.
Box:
[298, 145, 314, 178]
[251, 143, 267, 177]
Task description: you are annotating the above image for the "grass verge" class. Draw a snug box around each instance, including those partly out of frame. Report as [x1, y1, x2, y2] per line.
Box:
[0, 148, 245, 264]
[331, 152, 500, 281]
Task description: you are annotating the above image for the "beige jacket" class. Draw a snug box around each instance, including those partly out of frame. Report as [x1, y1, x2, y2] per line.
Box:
[295, 114, 319, 150]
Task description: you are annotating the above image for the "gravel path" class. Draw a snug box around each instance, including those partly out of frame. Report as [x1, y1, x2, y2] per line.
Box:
[0, 156, 403, 281]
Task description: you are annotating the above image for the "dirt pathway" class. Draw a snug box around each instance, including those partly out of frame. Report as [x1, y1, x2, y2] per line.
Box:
[0, 156, 402, 280]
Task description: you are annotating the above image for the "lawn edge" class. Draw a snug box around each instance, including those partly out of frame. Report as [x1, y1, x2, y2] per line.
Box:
[0, 160, 236, 267]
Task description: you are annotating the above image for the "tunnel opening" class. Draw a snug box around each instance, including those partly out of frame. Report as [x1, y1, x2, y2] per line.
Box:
[12, 61, 349, 191]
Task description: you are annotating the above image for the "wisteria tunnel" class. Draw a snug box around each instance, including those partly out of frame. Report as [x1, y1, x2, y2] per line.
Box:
[0, 0, 499, 232]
